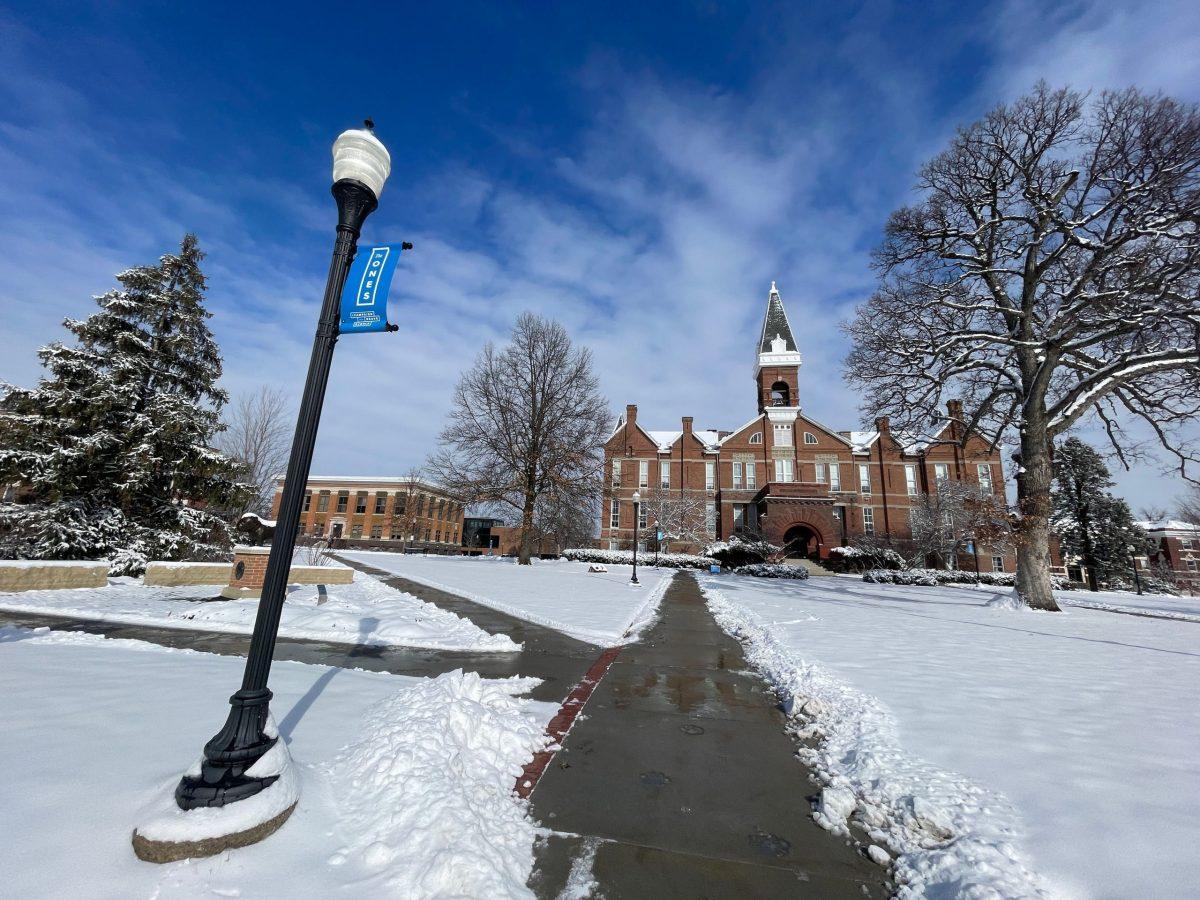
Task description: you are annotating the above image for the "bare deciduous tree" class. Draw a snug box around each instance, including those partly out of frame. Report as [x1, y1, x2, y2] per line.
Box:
[217, 386, 291, 518]
[845, 84, 1200, 610]
[639, 486, 709, 552]
[1179, 486, 1200, 526]
[428, 312, 610, 565]
[910, 480, 1013, 570]
[387, 469, 426, 554]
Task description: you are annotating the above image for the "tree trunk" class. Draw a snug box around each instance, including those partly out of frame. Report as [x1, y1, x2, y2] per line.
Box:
[518, 486, 536, 566]
[1015, 426, 1061, 611]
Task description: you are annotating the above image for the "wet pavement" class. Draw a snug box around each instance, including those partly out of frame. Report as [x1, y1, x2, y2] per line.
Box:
[527, 573, 890, 899]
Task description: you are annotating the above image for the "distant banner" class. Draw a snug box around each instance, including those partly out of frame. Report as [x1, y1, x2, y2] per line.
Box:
[338, 243, 404, 334]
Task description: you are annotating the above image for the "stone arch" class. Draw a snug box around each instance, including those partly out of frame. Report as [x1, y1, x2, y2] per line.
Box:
[781, 519, 825, 560]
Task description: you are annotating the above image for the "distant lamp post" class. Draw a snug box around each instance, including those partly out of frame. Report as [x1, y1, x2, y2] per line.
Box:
[1131, 552, 1144, 596]
[631, 490, 641, 585]
[653, 520, 660, 566]
[175, 125, 391, 810]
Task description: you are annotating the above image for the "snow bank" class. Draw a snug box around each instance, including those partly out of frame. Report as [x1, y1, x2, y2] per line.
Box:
[0, 626, 558, 899]
[696, 573, 1200, 899]
[700, 577, 1047, 898]
[327, 670, 550, 896]
[0, 569, 517, 652]
[341, 552, 672, 645]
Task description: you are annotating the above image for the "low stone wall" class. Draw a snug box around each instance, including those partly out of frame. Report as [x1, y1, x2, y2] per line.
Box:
[144, 562, 230, 586]
[0, 561, 108, 592]
[143, 561, 355, 587]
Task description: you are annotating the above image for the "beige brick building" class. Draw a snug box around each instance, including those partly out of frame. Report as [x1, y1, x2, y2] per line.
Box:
[272, 475, 464, 553]
[602, 283, 1015, 570]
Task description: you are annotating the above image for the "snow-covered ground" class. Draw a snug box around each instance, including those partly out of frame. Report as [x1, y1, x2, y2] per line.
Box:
[0, 571, 516, 652]
[0, 626, 556, 898]
[697, 573, 1200, 900]
[340, 552, 671, 645]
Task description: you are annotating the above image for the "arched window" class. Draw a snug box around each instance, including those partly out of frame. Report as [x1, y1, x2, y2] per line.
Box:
[770, 381, 790, 406]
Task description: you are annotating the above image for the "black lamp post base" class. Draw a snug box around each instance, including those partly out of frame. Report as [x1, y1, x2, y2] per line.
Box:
[176, 688, 277, 810]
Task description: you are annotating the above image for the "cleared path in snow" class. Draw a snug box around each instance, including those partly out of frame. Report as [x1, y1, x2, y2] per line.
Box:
[527, 573, 888, 899]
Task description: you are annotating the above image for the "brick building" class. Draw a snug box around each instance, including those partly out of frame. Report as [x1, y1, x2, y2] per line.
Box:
[601, 283, 1014, 570]
[1136, 519, 1200, 591]
[272, 475, 464, 553]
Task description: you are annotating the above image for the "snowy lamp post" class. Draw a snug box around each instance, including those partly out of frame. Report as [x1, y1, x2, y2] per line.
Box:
[631, 490, 641, 585]
[172, 128, 391, 817]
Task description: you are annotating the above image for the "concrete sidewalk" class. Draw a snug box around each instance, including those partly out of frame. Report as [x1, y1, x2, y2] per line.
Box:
[527, 573, 889, 898]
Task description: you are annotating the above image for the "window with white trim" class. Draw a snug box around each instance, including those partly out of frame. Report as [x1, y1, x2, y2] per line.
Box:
[749, 432, 763, 444]
[992, 555, 1004, 572]
[746, 462, 756, 489]
[977, 464, 993, 492]
[858, 464, 871, 493]
[638, 460, 649, 488]
[660, 460, 670, 488]
[705, 460, 716, 491]
[774, 458, 794, 482]
[732, 461, 743, 488]
[829, 463, 840, 491]
[804, 431, 818, 445]
[934, 463, 949, 483]
[733, 503, 746, 529]
[608, 540, 618, 551]
[609, 498, 620, 529]
[1187, 559, 1198, 572]
[814, 463, 827, 484]
[773, 423, 792, 448]
[862, 507, 875, 535]
[611, 458, 621, 486]
[705, 501, 717, 535]
[905, 464, 918, 496]
[638, 503, 647, 528]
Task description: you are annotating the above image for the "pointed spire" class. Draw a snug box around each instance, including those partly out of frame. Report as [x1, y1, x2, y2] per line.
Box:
[758, 281, 796, 354]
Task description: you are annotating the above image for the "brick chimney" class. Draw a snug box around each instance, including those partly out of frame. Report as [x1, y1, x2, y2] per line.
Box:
[625, 404, 637, 430]
[682, 416, 693, 436]
[946, 399, 963, 420]
[874, 416, 890, 433]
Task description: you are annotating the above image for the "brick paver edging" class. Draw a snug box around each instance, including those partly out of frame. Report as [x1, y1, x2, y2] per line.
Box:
[515, 646, 622, 799]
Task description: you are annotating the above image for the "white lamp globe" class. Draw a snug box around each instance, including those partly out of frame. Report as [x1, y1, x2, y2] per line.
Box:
[332, 128, 392, 199]
[632, 490, 641, 503]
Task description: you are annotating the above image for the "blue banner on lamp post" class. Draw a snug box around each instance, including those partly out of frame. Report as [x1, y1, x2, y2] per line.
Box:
[338, 243, 405, 334]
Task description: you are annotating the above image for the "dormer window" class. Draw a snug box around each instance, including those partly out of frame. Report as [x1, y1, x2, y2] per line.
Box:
[770, 381, 791, 407]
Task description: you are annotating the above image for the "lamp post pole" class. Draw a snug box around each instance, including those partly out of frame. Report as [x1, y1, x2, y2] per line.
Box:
[631, 490, 641, 585]
[653, 520, 659, 567]
[176, 126, 391, 810]
[1132, 556, 1144, 596]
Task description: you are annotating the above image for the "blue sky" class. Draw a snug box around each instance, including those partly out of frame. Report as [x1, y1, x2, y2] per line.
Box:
[1, 0, 1198, 511]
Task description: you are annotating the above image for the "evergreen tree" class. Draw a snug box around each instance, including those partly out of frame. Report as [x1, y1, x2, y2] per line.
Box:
[0, 235, 248, 566]
[1051, 438, 1149, 590]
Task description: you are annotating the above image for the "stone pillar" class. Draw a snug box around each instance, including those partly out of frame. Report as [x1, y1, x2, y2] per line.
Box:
[219, 546, 272, 600]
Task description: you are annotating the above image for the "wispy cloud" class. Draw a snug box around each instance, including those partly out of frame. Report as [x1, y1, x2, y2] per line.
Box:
[0, 0, 1196, 507]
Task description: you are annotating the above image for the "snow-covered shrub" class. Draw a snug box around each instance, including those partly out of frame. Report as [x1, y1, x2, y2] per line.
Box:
[108, 549, 148, 578]
[864, 567, 1072, 589]
[828, 545, 907, 572]
[732, 563, 810, 579]
[1108, 575, 1180, 596]
[705, 535, 781, 568]
[562, 548, 713, 569]
[863, 568, 939, 586]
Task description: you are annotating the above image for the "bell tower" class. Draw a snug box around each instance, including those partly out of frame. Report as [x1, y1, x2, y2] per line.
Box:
[755, 281, 802, 421]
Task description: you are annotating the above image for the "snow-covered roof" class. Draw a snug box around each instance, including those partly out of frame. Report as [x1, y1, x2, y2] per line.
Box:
[847, 423, 948, 455]
[646, 429, 722, 451]
[848, 431, 879, 452]
[1135, 519, 1200, 535]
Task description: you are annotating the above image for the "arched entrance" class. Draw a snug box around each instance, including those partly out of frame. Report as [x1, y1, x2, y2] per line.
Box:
[782, 524, 822, 561]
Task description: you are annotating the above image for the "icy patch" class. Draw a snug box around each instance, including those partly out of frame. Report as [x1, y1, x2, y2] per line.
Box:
[699, 579, 1050, 898]
[327, 669, 550, 897]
